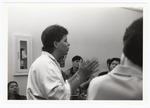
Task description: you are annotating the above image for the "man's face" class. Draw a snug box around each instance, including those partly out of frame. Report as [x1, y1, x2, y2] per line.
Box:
[109, 60, 120, 71]
[8, 83, 19, 94]
[57, 35, 70, 56]
[72, 60, 82, 68]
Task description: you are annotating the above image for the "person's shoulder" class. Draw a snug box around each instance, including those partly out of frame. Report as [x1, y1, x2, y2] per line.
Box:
[15, 94, 27, 100]
[32, 54, 48, 64]
[88, 76, 109, 99]
[33, 54, 56, 67]
[90, 75, 106, 84]
[89, 74, 113, 92]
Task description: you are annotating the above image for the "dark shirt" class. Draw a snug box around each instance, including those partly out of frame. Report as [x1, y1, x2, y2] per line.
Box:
[8, 94, 26, 100]
[65, 67, 76, 79]
[65, 67, 81, 100]
[61, 70, 67, 81]
[98, 71, 109, 76]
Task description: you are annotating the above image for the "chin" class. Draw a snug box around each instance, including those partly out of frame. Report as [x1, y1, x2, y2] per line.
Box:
[65, 52, 68, 55]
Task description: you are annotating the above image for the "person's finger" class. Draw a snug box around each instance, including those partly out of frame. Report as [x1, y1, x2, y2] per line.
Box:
[80, 60, 86, 67]
[92, 62, 99, 70]
[85, 60, 90, 64]
[90, 63, 99, 75]
[92, 68, 99, 74]
[87, 60, 99, 70]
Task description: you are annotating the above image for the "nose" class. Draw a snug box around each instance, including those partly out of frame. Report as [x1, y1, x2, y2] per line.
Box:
[68, 42, 70, 46]
[113, 64, 116, 67]
[14, 87, 17, 89]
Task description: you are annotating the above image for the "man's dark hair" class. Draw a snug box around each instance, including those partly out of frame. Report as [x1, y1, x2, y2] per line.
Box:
[72, 55, 83, 62]
[41, 24, 68, 53]
[123, 17, 143, 67]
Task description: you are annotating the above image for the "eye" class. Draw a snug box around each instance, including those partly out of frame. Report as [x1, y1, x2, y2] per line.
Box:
[10, 85, 14, 88]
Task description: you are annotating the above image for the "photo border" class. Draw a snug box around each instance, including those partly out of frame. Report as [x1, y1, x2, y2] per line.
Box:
[0, 1, 149, 108]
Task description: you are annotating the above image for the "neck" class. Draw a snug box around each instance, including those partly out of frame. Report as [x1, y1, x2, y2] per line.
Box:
[43, 48, 62, 61]
[50, 51, 59, 61]
[73, 66, 78, 72]
[122, 56, 142, 71]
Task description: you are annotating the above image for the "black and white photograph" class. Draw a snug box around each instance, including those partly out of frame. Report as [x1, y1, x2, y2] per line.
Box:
[0, 1, 149, 108]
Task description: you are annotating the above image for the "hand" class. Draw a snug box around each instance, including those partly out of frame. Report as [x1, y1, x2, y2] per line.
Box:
[77, 58, 99, 81]
[79, 93, 87, 100]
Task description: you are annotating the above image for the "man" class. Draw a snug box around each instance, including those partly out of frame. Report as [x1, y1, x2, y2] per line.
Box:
[65, 55, 83, 79]
[26, 25, 99, 100]
[98, 57, 120, 76]
[88, 17, 143, 100]
[65, 55, 83, 100]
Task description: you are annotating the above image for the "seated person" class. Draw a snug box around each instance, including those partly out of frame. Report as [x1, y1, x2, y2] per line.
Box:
[98, 57, 120, 76]
[8, 81, 26, 100]
[65, 55, 96, 100]
[65, 55, 83, 100]
[65, 55, 83, 79]
[78, 74, 95, 100]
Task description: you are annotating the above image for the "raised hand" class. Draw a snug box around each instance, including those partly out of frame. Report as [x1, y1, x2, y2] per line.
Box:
[77, 58, 99, 81]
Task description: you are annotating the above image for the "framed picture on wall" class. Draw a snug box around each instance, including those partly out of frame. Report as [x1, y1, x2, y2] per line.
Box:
[13, 33, 32, 75]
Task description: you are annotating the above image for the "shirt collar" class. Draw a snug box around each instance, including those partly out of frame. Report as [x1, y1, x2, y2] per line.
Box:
[42, 51, 55, 59]
[41, 51, 60, 68]
[111, 65, 142, 79]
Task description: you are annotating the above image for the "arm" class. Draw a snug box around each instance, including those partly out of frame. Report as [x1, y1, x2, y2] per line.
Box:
[80, 75, 95, 88]
[80, 79, 91, 88]
[67, 59, 99, 93]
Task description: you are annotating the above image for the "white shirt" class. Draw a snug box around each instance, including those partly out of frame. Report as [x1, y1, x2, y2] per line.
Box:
[87, 65, 142, 100]
[26, 51, 71, 100]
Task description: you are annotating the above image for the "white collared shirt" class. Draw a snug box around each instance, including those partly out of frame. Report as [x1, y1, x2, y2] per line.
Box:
[87, 65, 142, 100]
[26, 51, 71, 100]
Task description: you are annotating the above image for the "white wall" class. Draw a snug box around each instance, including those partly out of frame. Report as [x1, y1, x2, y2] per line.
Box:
[8, 4, 143, 95]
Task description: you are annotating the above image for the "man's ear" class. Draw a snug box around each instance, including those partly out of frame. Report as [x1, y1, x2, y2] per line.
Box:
[54, 41, 58, 48]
